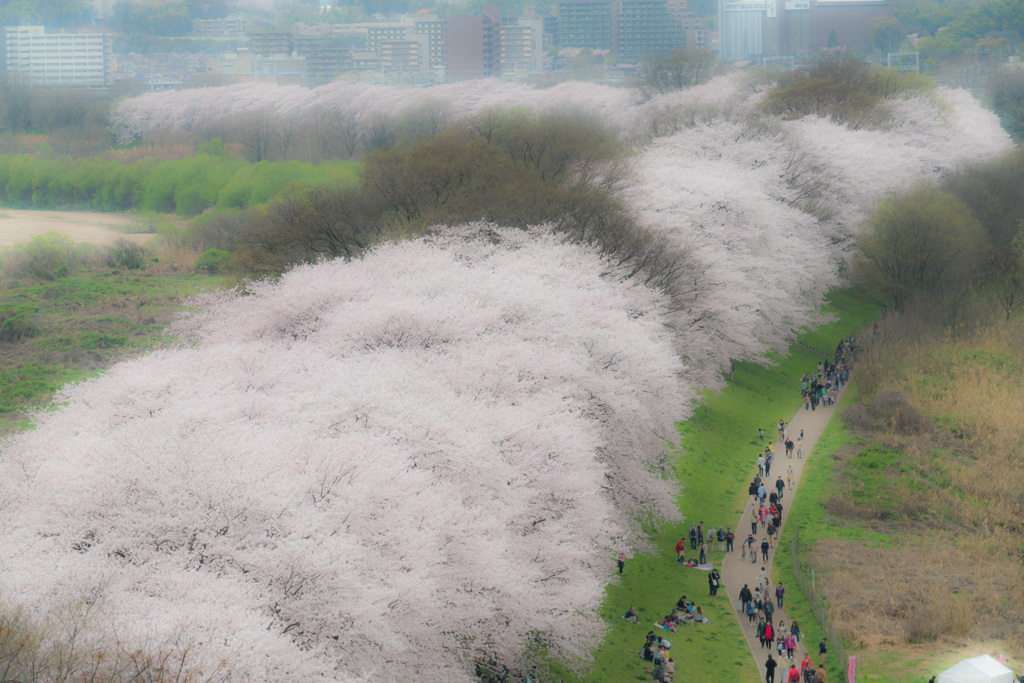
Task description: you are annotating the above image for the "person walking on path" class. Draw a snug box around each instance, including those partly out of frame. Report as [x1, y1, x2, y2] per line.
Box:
[775, 582, 785, 609]
[761, 537, 770, 561]
[787, 465, 794, 490]
[765, 654, 779, 683]
[617, 551, 626, 575]
[739, 584, 752, 613]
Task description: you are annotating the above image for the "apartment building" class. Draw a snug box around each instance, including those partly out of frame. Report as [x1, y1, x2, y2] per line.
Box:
[557, 0, 616, 50]
[5, 26, 112, 87]
[618, 0, 687, 62]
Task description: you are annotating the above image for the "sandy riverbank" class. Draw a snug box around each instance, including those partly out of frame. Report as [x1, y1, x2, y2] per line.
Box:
[0, 209, 151, 249]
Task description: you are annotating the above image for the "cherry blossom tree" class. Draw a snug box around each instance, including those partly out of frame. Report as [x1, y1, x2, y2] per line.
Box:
[0, 225, 686, 681]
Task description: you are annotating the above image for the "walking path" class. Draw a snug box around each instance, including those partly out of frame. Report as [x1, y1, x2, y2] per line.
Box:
[721, 380, 850, 682]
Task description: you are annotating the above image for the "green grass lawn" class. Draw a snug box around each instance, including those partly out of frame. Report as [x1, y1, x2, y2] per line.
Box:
[0, 269, 228, 430]
[546, 288, 879, 681]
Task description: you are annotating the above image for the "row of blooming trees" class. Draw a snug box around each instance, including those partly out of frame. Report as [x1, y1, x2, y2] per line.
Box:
[0, 227, 685, 680]
[0, 72, 1013, 679]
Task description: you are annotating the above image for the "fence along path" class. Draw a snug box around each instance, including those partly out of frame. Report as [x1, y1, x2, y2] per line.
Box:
[720, 375, 850, 682]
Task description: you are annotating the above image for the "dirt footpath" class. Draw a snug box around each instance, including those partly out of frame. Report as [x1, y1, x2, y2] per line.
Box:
[0, 209, 148, 248]
[721, 381, 849, 682]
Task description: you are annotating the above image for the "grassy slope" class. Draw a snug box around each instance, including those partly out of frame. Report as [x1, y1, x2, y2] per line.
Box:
[777, 349, 1024, 682]
[549, 289, 878, 682]
[0, 269, 227, 431]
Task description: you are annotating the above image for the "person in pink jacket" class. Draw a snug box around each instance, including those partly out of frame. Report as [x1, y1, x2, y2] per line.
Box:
[785, 634, 796, 660]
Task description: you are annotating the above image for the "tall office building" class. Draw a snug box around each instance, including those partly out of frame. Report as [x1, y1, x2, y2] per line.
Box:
[555, 0, 701, 61]
[557, 0, 615, 50]
[413, 16, 447, 69]
[618, 0, 687, 62]
[719, 0, 766, 61]
[446, 5, 501, 80]
[5, 26, 112, 87]
[809, 0, 890, 51]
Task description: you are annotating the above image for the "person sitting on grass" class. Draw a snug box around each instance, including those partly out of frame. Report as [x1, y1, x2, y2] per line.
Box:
[623, 605, 638, 623]
[655, 618, 676, 633]
[692, 606, 712, 624]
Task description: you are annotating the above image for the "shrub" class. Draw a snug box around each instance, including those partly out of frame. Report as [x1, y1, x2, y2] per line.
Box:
[194, 248, 231, 274]
[106, 239, 148, 271]
[0, 309, 40, 343]
[868, 388, 930, 435]
[169, 207, 254, 252]
[0, 232, 85, 282]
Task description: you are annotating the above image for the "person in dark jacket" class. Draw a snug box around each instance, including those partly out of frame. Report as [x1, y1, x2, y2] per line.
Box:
[765, 653, 778, 683]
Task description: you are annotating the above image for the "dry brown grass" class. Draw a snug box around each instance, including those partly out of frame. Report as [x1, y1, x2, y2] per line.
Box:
[147, 243, 203, 276]
[812, 314, 1024, 654]
[0, 602, 230, 682]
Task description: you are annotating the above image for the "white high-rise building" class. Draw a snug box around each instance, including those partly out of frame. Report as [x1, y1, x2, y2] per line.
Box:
[5, 26, 112, 87]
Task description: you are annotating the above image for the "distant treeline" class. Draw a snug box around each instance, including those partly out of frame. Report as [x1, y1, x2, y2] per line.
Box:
[0, 150, 361, 216]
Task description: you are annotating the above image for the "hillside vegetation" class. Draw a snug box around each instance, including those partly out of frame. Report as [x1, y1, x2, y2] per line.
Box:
[783, 145, 1024, 679]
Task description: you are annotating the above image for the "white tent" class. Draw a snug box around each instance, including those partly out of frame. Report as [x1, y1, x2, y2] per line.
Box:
[938, 655, 1014, 683]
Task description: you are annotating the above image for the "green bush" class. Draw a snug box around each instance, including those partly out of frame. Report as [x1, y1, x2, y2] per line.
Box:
[0, 232, 86, 282]
[106, 239, 148, 271]
[0, 309, 40, 343]
[193, 248, 231, 274]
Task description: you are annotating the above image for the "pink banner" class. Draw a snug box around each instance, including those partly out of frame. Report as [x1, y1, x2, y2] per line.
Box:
[848, 655, 856, 683]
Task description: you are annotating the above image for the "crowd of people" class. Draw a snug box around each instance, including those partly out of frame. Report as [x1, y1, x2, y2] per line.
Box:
[676, 521, 735, 566]
[635, 592, 718, 682]
[801, 338, 856, 411]
[750, 338, 859, 683]
[615, 337, 861, 683]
